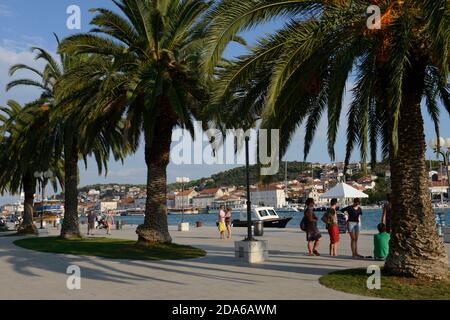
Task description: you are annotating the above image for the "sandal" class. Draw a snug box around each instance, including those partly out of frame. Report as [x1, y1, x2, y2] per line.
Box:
[313, 250, 320, 256]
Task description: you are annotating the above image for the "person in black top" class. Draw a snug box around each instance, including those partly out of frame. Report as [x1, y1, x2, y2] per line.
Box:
[225, 207, 233, 239]
[341, 198, 363, 258]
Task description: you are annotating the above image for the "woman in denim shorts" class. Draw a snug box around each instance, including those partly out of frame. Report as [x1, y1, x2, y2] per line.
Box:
[341, 198, 363, 258]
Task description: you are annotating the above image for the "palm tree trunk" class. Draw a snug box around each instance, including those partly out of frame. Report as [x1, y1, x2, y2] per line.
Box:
[17, 172, 37, 234]
[61, 130, 81, 239]
[136, 118, 173, 245]
[385, 62, 448, 280]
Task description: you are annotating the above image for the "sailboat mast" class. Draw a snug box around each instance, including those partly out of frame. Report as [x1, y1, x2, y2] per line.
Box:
[285, 160, 288, 204]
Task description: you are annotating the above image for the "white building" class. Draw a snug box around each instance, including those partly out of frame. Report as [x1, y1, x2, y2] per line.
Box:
[175, 189, 198, 209]
[88, 189, 100, 196]
[192, 188, 225, 208]
[250, 186, 287, 208]
[100, 201, 118, 212]
[305, 187, 327, 205]
[135, 197, 147, 208]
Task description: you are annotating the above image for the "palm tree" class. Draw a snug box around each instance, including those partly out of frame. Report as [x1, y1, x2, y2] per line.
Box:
[7, 42, 126, 239]
[204, 0, 449, 280]
[59, 0, 210, 245]
[0, 100, 64, 234]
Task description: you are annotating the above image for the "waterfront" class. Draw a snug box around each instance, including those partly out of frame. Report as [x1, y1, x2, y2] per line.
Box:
[1, 225, 449, 300]
[82, 208, 450, 231]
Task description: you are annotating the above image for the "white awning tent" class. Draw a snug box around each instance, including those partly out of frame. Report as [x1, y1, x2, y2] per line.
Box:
[320, 182, 369, 199]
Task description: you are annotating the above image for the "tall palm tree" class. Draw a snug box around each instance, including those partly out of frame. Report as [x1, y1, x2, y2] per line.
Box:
[59, 0, 210, 245]
[7, 42, 126, 239]
[0, 100, 64, 234]
[204, 0, 449, 280]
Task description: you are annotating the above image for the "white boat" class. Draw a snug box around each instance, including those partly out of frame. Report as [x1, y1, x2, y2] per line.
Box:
[232, 206, 293, 228]
[168, 208, 199, 215]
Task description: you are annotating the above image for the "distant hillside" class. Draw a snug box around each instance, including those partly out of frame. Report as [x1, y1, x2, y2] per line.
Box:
[78, 184, 146, 193]
[167, 161, 313, 191]
[75, 159, 443, 193]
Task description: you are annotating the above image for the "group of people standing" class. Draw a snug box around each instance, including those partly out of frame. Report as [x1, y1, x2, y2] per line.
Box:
[87, 210, 115, 236]
[302, 196, 392, 260]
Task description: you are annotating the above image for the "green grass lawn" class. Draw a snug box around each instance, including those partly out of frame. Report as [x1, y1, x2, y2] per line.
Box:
[14, 236, 206, 261]
[319, 268, 450, 300]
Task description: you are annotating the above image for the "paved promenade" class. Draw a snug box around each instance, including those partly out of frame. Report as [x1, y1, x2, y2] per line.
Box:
[1, 225, 449, 300]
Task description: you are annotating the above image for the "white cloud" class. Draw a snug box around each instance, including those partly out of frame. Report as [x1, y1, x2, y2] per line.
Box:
[2, 36, 45, 52]
[0, 45, 48, 106]
[0, 4, 13, 17]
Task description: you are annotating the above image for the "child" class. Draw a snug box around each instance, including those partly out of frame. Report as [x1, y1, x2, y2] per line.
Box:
[374, 223, 390, 261]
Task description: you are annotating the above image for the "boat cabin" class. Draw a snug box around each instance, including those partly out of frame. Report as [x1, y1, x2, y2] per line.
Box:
[239, 206, 281, 221]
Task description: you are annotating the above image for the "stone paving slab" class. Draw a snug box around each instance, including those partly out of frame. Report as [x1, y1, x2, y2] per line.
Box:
[1, 225, 449, 300]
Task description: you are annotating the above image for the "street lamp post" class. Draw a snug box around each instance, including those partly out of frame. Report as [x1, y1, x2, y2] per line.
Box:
[428, 137, 450, 197]
[245, 136, 254, 241]
[176, 177, 190, 231]
[234, 135, 268, 263]
[34, 170, 54, 229]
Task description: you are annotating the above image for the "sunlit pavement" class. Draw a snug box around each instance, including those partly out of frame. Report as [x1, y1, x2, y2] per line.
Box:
[1, 225, 449, 300]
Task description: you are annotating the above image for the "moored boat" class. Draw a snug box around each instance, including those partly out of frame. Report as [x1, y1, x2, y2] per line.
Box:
[232, 206, 292, 228]
[168, 207, 199, 215]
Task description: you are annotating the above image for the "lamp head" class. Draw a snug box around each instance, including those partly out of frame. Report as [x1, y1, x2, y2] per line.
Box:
[429, 137, 446, 149]
[44, 170, 53, 178]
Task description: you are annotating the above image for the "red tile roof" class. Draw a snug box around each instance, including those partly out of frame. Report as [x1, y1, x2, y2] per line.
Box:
[200, 188, 220, 195]
[120, 197, 135, 204]
[176, 189, 196, 196]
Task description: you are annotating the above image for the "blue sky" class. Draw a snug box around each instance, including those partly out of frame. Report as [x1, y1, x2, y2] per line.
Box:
[0, 0, 449, 204]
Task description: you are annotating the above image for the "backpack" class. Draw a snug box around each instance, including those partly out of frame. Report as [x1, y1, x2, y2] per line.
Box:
[300, 216, 308, 231]
[321, 212, 330, 225]
[321, 209, 335, 226]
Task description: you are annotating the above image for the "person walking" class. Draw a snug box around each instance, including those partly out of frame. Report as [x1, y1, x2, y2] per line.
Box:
[55, 216, 61, 230]
[218, 205, 226, 239]
[304, 198, 322, 256]
[341, 198, 363, 258]
[322, 198, 340, 256]
[105, 210, 114, 235]
[87, 211, 96, 235]
[381, 194, 393, 233]
[225, 207, 233, 239]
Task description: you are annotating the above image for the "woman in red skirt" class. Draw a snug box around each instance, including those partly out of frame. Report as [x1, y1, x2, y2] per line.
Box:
[324, 198, 340, 256]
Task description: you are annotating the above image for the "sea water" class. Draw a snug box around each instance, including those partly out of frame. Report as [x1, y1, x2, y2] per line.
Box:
[91, 208, 450, 231]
